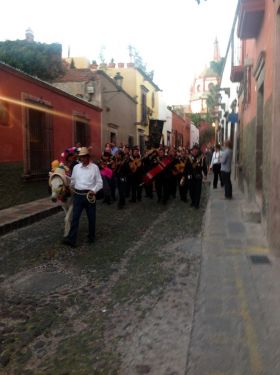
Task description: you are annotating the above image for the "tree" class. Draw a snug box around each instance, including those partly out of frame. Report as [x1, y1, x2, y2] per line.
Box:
[210, 58, 225, 76]
[128, 44, 154, 79]
[188, 112, 213, 127]
[0, 40, 65, 80]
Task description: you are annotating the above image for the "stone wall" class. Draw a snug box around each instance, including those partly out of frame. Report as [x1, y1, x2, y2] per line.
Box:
[262, 96, 272, 218]
[239, 95, 272, 225]
[242, 117, 256, 200]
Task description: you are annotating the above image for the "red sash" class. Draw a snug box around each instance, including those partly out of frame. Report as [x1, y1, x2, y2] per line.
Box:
[143, 156, 173, 184]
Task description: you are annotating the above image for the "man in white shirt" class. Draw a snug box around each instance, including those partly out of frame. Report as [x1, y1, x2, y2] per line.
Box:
[62, 147, 103, 247]
[210, 144, 223, 189]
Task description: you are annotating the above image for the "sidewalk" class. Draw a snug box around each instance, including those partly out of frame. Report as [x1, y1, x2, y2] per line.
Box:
[187, 180, 280, 375]
[0, 197, 61, 236]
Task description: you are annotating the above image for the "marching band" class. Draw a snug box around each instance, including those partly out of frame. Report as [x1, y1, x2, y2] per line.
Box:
[53, 143, 209, 210]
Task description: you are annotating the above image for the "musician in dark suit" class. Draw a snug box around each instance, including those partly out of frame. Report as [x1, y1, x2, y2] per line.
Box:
[129, 147, 143, 202]
[183, 144, 207, 209]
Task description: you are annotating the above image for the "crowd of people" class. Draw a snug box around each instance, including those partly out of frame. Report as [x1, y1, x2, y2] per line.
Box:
[52, 140, 233, 247]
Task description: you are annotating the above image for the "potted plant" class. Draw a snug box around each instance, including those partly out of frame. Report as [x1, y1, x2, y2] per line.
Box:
[91, 60, 98, 69]
[108, 58, 116, 68]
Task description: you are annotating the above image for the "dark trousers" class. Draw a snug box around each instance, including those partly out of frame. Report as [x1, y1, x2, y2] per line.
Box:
[190, 178, 202, 208]
[117, 176, 126, 208]
[144, 183, 153, 198]
[170, 175, 177, 198]
[212, 163, 223, 188]
[131, 176, 142, 202]
[155, 178, 170, 203]
[67, 193, 96, 244]
[221, 171, 232, 198]
[178, 174, 188, 201]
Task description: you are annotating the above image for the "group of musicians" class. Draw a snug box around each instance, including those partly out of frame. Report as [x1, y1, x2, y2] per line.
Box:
[97, 143, 208, 210]
[55, 143, 209, 247]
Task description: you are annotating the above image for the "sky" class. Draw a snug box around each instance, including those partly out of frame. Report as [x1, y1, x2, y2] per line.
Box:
[1, 0, 238, 104]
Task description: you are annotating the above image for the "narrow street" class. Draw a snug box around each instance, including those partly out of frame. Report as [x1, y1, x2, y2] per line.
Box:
[0, 187, 207, 374]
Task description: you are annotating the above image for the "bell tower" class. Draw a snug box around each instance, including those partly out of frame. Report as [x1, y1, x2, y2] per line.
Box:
[213, 37, 220, 62]
[25, 27, 34, 42]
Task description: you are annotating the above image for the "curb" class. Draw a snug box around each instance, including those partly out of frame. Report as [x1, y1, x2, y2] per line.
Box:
[0, 206, 62, 237]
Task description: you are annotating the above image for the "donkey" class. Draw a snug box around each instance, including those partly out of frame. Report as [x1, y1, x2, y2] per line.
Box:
[49, 167, 73, 237]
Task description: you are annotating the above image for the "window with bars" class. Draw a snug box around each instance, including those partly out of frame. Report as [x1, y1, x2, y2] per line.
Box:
[0, 100, 9, 126]
[74, 117, 89, 147]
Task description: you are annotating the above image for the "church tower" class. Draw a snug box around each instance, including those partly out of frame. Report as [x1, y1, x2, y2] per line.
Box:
[213, 37, 220, 62]
[25, 28, 34, 42]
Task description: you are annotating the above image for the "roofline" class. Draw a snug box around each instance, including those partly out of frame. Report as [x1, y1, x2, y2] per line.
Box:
[96, 70, 138, 103]
[0, 61, 103, 112]
[135, 67, 161, 91]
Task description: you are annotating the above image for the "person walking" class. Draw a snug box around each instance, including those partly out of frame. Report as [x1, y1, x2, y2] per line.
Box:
[183, 144, 208, 209]
[221, 140, 233, 199]
[62, 147, 103, 247]
[210, 144, 223, 189]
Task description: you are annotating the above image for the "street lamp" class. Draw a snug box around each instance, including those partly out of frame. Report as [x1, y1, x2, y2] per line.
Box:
[103, 72, 124, 94]
[114, 72, 123, 88]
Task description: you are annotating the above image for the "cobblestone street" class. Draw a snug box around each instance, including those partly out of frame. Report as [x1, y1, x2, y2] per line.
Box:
[0, 187, 208, 375]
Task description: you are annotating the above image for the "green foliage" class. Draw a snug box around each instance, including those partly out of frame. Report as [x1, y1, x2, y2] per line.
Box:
[0, 39, 65, 80]
[210, 58, 225, 76]
[189, 112, 213, 127]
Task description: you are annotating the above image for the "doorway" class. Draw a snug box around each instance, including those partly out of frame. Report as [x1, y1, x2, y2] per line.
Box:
[26, 107, 52, 176]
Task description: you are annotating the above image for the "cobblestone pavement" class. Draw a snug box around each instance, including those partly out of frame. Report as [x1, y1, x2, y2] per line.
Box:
[186, 182, 280, 375]
[0, 185, 208, 375]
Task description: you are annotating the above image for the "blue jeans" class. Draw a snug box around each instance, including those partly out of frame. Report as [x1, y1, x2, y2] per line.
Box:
[67, 193, 96, 244]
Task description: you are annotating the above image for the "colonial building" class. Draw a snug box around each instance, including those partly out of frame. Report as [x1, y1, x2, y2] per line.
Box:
[0, 62, 102, 178]
[52, 68, 137, 148]
[104, 63, 161, 153]
[170, 110, 190, 149]
[222, 0, 280, 251]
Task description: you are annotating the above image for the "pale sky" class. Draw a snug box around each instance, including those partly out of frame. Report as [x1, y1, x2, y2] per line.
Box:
[1, 0, 238, 104]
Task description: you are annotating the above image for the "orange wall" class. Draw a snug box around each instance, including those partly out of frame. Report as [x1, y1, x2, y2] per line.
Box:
[0, 66, 102, 163]
[171, 112, 190, 148]
[242, 0, 275, 126]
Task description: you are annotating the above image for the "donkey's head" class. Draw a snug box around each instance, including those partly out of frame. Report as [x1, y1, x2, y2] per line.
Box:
[49, 174, 65, 202]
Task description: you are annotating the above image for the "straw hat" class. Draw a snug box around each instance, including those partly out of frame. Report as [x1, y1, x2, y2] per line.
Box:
[79, 147, 90, 156]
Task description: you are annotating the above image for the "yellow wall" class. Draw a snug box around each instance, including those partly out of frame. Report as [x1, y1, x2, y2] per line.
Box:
[106, 66, 159, 138]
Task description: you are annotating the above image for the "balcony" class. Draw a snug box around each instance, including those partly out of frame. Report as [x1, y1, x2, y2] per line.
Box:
[230, 65, 244, 83]
[237, 0, 265, 39]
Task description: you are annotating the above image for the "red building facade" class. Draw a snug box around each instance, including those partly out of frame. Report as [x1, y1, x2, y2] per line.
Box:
[171, 111, 190, 148]
[0, 62, 102, 177]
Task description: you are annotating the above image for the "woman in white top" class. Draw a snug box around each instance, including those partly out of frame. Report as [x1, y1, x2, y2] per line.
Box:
[210, 144, 224, 189]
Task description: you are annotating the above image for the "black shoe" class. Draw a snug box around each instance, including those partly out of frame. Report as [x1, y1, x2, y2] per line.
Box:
[62, 238, 77, 248]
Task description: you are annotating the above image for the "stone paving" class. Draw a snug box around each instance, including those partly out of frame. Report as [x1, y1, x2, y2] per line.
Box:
[186, 183, 280, 375]
[0, 186, 208, 374]
[1, 179, 280, 374]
